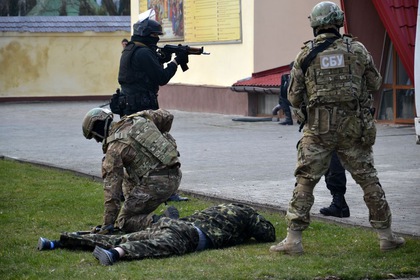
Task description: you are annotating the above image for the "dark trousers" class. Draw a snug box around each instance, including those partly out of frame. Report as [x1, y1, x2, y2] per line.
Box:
[324, 151, 347, 195]
[279, 97, 292, 121]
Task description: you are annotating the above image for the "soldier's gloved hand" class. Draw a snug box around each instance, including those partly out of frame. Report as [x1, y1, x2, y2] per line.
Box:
[90, 225, 102, 233]
[293, 108, 306, 125]
[158, 50, 172, 64]
[97, 224, 114, 235]
[175, 52, 189, 66]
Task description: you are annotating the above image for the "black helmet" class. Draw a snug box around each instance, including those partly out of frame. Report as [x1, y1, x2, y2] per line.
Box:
[133, 19, 163, 37]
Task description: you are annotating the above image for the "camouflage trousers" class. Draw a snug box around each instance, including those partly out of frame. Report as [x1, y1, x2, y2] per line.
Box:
[60, 218, 199, 260]
[115, 167, 181, 233]
[286, 132, 391, 231]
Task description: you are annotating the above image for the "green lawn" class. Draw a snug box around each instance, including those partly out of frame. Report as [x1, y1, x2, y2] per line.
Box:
[0, 158, 419, 280]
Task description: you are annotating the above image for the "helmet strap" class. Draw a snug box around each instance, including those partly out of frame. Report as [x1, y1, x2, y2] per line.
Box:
[314, 26, 341, 37]
[91, 116, 112, 143]
[103, 117, 112, 144]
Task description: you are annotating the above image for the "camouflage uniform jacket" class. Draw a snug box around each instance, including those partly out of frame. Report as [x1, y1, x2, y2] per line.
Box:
[180, 203, 276, 248]
[101, 114, 180, 226]
[288, 33, 382, 136]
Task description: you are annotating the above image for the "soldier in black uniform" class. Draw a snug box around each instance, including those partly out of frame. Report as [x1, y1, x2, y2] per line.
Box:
[115, 16, 188, 116]
[320, 151, 349, 218]
[38, 203, 276, 266]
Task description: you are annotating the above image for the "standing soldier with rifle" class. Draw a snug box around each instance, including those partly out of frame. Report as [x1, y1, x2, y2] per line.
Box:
[112, 12, 188, 117]
[111, 10, 209, 117]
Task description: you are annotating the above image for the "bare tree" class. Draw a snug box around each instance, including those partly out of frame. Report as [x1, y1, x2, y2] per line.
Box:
[0, 0, 130, 16]
[59, 0, 67, 16]
[0, 0, 9, 16]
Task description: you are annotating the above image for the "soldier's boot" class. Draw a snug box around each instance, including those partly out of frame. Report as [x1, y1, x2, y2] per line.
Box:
[279, 109, 293, 125]
[37, 237, 61, 250]
[377, 228, 405, 252]
[279, 115, 293, 125]
[320, 194, 350, 218]
[269, 229, 303, 255]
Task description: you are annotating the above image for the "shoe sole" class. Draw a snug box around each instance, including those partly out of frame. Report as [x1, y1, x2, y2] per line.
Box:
[93, 246, 114, 266]
[269, 244, 304, 255]
[320, 209, 350, 218]
[37, 238, 44, 250]
[380, 241, 406, 252]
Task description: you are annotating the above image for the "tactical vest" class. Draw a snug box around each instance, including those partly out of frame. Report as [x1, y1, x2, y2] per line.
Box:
[106, 116, 179, 180]
[118, 42, 151, 86]
[305, 35, 363, 105]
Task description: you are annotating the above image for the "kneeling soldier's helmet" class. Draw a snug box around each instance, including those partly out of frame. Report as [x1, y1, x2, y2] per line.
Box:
[309, 1, 344, 29]
[82, 108, 113, 140]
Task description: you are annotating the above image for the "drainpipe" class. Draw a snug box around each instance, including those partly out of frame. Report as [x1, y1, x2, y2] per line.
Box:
[415, 6, 420, 144]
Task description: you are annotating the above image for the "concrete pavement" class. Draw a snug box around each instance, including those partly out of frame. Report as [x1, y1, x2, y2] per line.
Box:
[0, 101, 419, 237]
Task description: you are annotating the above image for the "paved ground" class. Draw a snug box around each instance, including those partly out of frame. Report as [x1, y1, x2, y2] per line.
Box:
[1, 101, 419, 238]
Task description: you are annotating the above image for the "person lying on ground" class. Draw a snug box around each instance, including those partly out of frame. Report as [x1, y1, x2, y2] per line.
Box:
[38, 203, 276, 266]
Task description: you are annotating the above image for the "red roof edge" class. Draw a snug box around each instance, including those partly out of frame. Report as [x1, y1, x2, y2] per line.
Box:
[371, 0, 417, 83]
[231, 64, 291, 91]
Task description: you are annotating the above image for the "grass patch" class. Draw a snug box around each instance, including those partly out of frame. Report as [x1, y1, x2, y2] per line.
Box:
[0, 158, 419, 280]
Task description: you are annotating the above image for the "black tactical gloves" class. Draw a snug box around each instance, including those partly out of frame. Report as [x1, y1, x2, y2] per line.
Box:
[158, 50, 172, 64]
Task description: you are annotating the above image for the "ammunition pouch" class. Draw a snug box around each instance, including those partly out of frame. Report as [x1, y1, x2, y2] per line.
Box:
[307, 107, 330, 135]
[110, 89, 126, 115]
[360, 107, 377, 147]
[121, 90, 159, 116]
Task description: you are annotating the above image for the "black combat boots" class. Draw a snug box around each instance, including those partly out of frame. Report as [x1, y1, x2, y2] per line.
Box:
[320, 194, 350, 218]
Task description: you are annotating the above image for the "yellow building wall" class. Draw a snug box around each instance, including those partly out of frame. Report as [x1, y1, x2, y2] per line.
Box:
[0, 32, 129, 98]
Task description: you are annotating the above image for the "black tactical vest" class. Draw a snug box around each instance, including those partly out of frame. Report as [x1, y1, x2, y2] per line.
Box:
[118, 42, 149, 85]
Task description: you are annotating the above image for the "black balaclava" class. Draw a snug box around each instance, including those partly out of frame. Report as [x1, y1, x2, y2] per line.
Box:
[131, 35, 159, 50]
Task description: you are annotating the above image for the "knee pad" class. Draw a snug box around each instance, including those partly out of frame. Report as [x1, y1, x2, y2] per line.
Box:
[291, 183, 315, 211]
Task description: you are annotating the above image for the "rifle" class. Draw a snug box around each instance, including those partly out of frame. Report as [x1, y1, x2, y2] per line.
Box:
[76, 225, 122, 235]
[158, 44, 210, 72]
